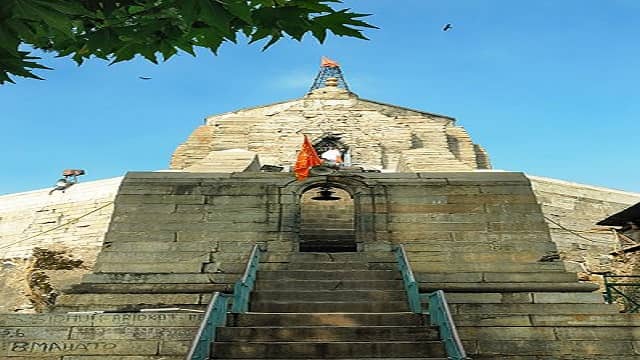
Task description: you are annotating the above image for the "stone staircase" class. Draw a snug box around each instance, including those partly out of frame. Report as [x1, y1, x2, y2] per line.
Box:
[414, 268, 640, 359]
[212, 251, 449, 359]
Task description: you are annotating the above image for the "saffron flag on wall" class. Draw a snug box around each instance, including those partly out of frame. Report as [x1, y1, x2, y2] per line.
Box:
[294, 135, 322, 180]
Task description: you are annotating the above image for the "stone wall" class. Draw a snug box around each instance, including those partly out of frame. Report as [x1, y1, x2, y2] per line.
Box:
[47, 170, 575, 313]
[170, 86, 490, 172]
[0, 177, 122, 312]
[528, 175, 640, 277]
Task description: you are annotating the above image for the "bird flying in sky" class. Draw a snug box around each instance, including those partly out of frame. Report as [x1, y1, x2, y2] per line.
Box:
[443, 24, 453, 31]
[138, 76, 152, 80]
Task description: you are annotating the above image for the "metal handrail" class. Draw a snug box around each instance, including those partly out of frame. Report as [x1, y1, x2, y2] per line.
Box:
[186, 244, 264, 359]
[185, 292, 230, 360]
[427, 290, 469, 360]
[604, 274, 640, 313]
[392, 244, 422, 313]
[231, 244, 264, 313]
[392, 244, 470, 360]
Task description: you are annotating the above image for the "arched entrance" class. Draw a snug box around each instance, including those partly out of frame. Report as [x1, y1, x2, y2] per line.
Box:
[299, 184, 356, 252]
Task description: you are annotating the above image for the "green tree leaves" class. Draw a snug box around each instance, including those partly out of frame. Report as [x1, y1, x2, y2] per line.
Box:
[0, 0, 375, 84]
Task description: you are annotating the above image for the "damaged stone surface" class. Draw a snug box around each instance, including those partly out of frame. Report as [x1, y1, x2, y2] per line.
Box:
[0, 177, 121, 313]
[529, 175, 640, 286]
[171, 87, 491, 172]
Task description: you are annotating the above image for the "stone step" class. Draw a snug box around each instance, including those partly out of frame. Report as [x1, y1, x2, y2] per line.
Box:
[468, 340, 637, 356]
[453, 313, 640, 327]
[444, 292, 604, 304]
[406, 251, 560, 263]
[55, 293, 207, 308]
[448, 303, 619, 315]
[0, 313, 203, 327]
[102, 240, 216, 252]
[52, 304, 206, 313]
[67, 283, 229, 294]
[227, 313, 426, 327]
[82, 273, 237, 284]
[94, 262, 206, 273]
[284, 262, 369, 270]
[403, 241, 557, 252]
[275, 252, 372, 263]
[251, 301, 410, 313]
[530, 314, 640, 326]
[252, 290, 407, 302]
[415, 271, 579, 283]
[211, 341, 447, 358]
[216, 326, 439, 342]
[254, 280, 404, 291]
[96, 251, 211, 263]
[299, 242, 358, 252]
[257, 263, 382, 271]
[299, 230, 355, 236]
[419, 282, 599, 293]
[457, 326, 640, 340]
[257, 270, 400, 281]
[412, 262, 566, 273]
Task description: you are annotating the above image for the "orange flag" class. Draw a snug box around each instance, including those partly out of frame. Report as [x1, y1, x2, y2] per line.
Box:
[294, 135, 322, 180]
[321, 56, 340, 68]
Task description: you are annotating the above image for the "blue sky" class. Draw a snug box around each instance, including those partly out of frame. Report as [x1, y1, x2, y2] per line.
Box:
[1, 0, 639, 195]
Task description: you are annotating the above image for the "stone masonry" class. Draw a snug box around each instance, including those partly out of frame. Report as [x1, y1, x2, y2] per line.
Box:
[0, 177, 122, 313]
[171, 86, 491, 172]
[529, 175, 640, 279]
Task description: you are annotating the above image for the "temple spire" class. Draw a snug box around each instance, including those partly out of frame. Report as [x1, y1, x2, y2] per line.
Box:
[309, 57, 350, 92]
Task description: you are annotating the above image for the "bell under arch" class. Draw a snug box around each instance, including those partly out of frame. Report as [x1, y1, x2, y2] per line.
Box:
[298, 183, 356, 252]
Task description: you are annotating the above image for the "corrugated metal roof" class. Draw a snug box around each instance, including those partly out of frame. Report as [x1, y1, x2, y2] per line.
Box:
[597, 202, 640, 226]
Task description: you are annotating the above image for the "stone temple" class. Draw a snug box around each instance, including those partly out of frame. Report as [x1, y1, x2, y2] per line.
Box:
[1, 60, 640, 359]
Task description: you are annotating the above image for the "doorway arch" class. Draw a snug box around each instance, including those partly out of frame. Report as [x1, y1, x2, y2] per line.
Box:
[299, 184, 356, 252]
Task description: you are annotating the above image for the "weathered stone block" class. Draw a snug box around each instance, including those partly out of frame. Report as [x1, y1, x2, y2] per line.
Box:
[0, 314, 94, 327]
[0, 327, 70, 339]
[69, 326, 197, 340]
[94, 262, 204, 273]
[532, 292, 604, 304]
[93, 313, 202, 327]
[476, 339, 634, 355]
[1, 339, 159, 356]
[96, 251, 211, 264]
[117, 194, 206, 205]
[458, 326, 556, 340]
[56, 294, 201, 306]
[158, 340, 193, 355]
[104, 231, 176, 243]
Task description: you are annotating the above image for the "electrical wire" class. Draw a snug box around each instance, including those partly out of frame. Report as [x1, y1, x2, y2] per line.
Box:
[0, 201, 114, 252]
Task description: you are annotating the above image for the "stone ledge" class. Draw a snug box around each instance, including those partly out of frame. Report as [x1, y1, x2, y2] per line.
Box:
[419, 282, 600, 293]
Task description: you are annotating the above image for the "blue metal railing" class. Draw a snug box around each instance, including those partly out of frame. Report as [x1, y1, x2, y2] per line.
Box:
[604, 274, 640, 313]
[186, 244, 264, 360]
[231, 244, 263, 313]
[392, 244, 470, 360]
[392, 244, 422, 313]
[185, 292, 230, 360]
[427, 290, 469, 360]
